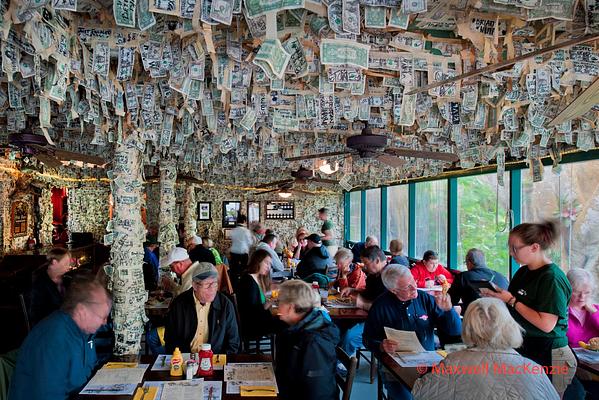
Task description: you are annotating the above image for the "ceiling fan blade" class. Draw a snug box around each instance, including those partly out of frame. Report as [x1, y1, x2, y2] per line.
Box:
[255, 188, 281, 195]
[385, 147, 459, 162]
[376, 153, 406, 168]
[53, 148, 107, 166]
[34, 152, 63, 169]
[286, 150, 354, 162]
[255, 179, 294, 189]
[176, 175, 204, 185]
[310, 177, 339, 184]
[291, 188, 315, 195]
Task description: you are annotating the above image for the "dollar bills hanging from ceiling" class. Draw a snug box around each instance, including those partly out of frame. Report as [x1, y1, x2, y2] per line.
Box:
[0, 0, 596, 190]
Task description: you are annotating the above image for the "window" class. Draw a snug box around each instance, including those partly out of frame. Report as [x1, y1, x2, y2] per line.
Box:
[387, 185, 409, 251]
[415, 180, 447, 265]
[457, 173, 510, 277]
[348, 191, 362, 242]
[365, 188, 381, 240]
[522, 159, 599, 273]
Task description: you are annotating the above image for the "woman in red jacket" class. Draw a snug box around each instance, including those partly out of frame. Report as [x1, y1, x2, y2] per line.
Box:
[411, 250, 453, 288]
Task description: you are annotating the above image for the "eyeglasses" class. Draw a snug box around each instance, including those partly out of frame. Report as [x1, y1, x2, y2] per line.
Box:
[195, 281, 218, 289]
[510, 243, 529, 254]
[397, 284, 417, 292]
[84, 302, 109, 323]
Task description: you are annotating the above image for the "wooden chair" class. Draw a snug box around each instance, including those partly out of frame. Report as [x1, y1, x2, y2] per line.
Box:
[356, 347, 377, 384]
[228, 293, 275, 358]
[336, 347, 358, 400]
[17, 293, 30, 334]
[376, 366, 388, 400]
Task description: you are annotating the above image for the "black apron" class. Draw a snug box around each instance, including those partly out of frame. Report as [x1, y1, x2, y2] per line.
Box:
[517, 336, 554, 381]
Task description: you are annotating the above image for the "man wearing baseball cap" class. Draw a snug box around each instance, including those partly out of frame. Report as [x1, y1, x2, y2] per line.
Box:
[164, 262, 240, 354]
[160, 247, 198, 297]
[296, 233, 330, 279]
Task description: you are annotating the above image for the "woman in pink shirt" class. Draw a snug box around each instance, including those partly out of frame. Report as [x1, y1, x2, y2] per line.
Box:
[411, 250, 454, 288]
[566, 268, 599, 347]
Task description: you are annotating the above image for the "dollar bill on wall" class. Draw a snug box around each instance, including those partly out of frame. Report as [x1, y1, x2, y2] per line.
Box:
[210, 0, 234, 25]
[253, 39, 291, 80]
[137, 0, 157, 30]
[342, 0, 360, 34]
[245, 0, 304, 18]
[149, 0, 181, 15]
[364, 6, 386, 28]
[116, 46, 135, 81]
[114, 0, 137, 27]
[53, 0, 78, 11]
[92, 41, 110, 78]
[320, 39, 370, 69]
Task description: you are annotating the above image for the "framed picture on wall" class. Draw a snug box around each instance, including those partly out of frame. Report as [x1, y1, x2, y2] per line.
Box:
[197, 202, 211, 221]
[11, 201, 28, 237]
[247, 201, 260, 224]
[222, 201, 241, 228]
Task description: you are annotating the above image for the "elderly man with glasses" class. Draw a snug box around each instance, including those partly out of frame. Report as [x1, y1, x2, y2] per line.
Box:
[164, 262, 240, 354]
[9, 274, 112, 400]
[363, 264, 462, 400]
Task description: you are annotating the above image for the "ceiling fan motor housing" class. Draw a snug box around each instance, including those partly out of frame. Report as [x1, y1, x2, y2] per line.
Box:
[291, 167, 315, 179]
[346, 133, 387, 157]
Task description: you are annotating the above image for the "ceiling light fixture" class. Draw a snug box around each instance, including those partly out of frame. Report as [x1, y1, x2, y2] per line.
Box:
[278, 190, 292, 199]
[318, 161, 339, 175]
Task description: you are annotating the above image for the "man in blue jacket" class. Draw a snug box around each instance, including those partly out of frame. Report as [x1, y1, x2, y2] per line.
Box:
[9, 274, 112, 400]
[363, 264, 461, 400]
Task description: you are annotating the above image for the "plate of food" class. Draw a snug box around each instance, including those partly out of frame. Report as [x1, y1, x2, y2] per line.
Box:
[579, 337, 599, 351]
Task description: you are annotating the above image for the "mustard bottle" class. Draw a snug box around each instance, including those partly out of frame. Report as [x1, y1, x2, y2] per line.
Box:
[170, 347, 183, 376]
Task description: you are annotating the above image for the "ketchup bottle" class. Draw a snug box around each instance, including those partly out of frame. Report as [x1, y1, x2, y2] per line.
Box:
[197, 344, 214, 377]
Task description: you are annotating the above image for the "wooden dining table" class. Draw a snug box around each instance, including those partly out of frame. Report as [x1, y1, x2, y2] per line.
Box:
[76, 354, 277, 400]
[379, 352, 422, 389]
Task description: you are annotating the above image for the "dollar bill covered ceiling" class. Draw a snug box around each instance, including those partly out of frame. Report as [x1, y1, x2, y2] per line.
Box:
[0, 0, 598, 191]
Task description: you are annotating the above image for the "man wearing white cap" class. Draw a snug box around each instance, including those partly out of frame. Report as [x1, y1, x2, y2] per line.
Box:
[164, 262, 240, 354]
[160, 247, 199, 297]
[188, 235, 217, 265]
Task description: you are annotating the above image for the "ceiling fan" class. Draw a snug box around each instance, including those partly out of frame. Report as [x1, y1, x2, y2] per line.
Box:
[285, 125, 459, 167]
[255, 181, 315, 197]
[2, 132, 106, 169]
[254, 166, 338, 189]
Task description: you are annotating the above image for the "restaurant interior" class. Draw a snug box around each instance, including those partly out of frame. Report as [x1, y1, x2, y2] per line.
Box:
[1, 0, 599, 399]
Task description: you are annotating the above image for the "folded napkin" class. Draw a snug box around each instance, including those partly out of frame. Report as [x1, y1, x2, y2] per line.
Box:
[212, 354, 227, 369]
[240, 385, 277, 397]
[132, 386, 158, 400]
[103, 362, 139, 368]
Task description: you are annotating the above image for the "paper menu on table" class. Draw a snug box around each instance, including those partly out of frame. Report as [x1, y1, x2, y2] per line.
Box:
[384, 327, 426, 353]
[143, 380, 222, 400]
[80, 364, 149, 395]
[390, 351, 444, 367]
[160, 380, 204, 400]
[573, 347, 599, 364]
[224, 363, 275, 382]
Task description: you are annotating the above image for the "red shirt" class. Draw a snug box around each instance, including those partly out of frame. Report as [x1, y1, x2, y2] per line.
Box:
[411, 262, 454, 288]
[336, 265, 367, 290]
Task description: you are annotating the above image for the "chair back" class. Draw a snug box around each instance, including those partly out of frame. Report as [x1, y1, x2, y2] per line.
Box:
[216, 264, 233, 295]
[335, 346, 358, 400]
[18, 293, 30, 333]
[0, 349, 19, 400]
[224, 292, 244, 352]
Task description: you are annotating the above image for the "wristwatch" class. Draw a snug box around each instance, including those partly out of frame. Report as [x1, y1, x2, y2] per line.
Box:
[507, 296, 517, 308]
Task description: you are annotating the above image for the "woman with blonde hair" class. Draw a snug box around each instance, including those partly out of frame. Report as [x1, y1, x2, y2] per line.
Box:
[275, 280, 339, 400]
[413, 298, 559, 400]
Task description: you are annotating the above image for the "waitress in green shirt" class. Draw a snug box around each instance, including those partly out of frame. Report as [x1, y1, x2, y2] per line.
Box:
[484, 220, 576, 398]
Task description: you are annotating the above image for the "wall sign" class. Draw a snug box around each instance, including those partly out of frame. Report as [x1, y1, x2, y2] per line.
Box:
[197, 202, 212, 221]
[247, 201, 260, 224]
[11, 201, 28, 237]
[265, 201, 295, 220]
[222, 201, 241, 228]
